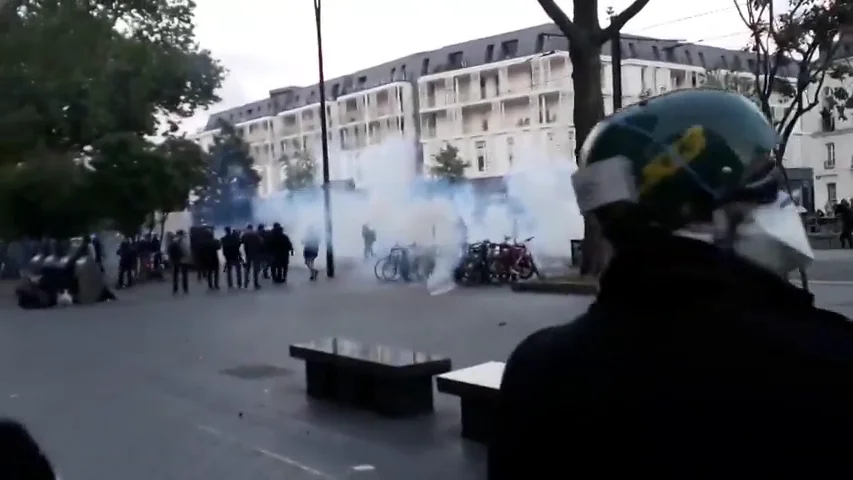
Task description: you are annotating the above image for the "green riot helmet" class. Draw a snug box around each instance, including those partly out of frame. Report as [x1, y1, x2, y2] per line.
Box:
[572, 88, 781, 230]
[571, 89, 812, 274]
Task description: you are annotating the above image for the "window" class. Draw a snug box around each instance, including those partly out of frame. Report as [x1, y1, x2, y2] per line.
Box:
[421, 58, 430, 75]
[684, 50, 692, 64]
[400, 65, 407, 78]
[448, 51, 463, 66]
[732, 56, 743, 71]
[652, 46, 660, 60]
[628, 42, 637, 57]
[476, 140, 486, 172]
[390, 67, 396, 80]
[828, 182, 838, 204]
[826, 142, 836, 169]
[535, 34, 546, 53]
[485, 44, 494, 62]
[500, 40, 518, 59]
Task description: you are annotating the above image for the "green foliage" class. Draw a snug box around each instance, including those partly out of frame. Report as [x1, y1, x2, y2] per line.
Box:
[0, 0, 224, 237]
[154, 136, 208, 213]
[281, 150, 317, 191]
[87, 133, 166, 236]
[0, 150, 95, 239]
[191, 120, 260, 225]
[429, 144, 469, 183]
[733, 0, 853, 158]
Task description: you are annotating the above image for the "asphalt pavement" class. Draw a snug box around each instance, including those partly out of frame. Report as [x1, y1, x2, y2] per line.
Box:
[1, 257, 852, 480]
[0, 268, 584, 480]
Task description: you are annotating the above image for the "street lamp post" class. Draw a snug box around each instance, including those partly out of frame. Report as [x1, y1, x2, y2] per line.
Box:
[313, 0, 335, 278]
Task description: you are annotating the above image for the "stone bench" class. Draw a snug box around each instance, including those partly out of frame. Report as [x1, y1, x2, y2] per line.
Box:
[436, 361, 504, 443]
[289, 337, 452, 417]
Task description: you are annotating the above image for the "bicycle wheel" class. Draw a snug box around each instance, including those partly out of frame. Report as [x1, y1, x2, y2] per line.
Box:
[374, 257, 387, 280]
[380, 257, 399, 281]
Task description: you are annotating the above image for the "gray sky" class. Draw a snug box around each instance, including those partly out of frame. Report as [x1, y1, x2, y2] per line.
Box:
[185, 0, 749, 132]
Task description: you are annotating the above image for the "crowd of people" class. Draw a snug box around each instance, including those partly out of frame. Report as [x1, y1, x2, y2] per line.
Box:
[164, 222, 321, 295]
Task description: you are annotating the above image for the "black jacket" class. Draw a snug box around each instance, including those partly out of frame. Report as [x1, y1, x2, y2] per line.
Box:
[489, 232, 853, 478]
[221, 233, 241, 261]
[241, 231, 262, 259]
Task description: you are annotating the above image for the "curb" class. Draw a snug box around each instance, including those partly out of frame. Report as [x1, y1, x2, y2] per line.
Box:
[510, 280, 598, 296]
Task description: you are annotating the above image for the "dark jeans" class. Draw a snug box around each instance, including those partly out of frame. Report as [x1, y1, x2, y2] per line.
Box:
[841, 230, 852, 248]
[224, 259, 243, 288]
[243, 259, 262, 289]
[272, 258, 289, 284]
[207, 262, 220, 289]
[172, 264, 189, 293]
[117, 265, 133, 288]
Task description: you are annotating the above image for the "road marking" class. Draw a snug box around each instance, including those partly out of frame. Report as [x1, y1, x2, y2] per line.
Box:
[196, 424, 336, 479]
[792, 280, 853, 286]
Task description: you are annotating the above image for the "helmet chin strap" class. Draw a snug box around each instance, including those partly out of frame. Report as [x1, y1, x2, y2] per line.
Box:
[676, 196, 814, 280]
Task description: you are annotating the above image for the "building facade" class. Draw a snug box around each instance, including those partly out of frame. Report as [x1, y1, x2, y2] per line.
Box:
[192, 23, 809, 196]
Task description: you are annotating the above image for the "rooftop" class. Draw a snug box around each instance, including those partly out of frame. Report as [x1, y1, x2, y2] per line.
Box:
[202, 22, 760, 131]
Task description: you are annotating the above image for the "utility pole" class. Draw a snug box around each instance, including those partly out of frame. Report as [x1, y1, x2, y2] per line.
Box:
[313, 0, 335, 278]
[608, 7, 623, 111]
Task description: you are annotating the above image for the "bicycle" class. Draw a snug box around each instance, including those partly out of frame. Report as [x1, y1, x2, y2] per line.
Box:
[374, 246, 407, 282]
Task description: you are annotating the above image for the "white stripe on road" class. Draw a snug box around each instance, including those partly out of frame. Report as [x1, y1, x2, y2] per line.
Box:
[196, 424, 337, 479]
[792, 280, 853, 286]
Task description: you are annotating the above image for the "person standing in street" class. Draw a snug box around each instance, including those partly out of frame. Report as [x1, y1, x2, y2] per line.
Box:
[205, 231, 221, 290]
[241, 224, 262, 290]
[303, 227, 320, 281]
[167, 230, 190, 295]
[115, 237, 135, 289]
[257, 223, 271, 280]
[220, 227, 242, 289]
[269, 223, 293, 284]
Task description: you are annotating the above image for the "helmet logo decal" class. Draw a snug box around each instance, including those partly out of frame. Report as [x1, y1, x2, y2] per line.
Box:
[640, 125, 707, 194]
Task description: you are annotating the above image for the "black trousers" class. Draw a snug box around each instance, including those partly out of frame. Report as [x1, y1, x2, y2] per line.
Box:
[206, 262, 220, 289]
[841, 230, 852, 248]
[272, 258, 289, 284]
[224, 259, 243, 288]
[172, 264, 189, 293]
[117, 265, 133, 288]
[243, 259, 261, 288]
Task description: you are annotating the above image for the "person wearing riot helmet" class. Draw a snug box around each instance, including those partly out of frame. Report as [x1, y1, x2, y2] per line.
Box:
[489, 89, 853, 478]
[220, 226, 243, 289]
[167, 230, 191, 294]
[241, 224, 263, 289]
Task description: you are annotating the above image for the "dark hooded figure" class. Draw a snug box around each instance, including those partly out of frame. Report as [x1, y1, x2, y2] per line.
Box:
[269, 223, 293, 284]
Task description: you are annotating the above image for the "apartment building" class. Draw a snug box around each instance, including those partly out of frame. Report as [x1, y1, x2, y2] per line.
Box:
[193, 23, 782, 193]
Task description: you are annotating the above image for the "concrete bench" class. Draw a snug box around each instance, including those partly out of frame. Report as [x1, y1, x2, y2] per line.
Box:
[436, 361, 504, 443]
[289, 337, 452, 417]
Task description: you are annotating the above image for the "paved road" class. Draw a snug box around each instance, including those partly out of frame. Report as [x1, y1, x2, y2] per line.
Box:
[1, 265, 852, 480]
[0, 273, 584, 480]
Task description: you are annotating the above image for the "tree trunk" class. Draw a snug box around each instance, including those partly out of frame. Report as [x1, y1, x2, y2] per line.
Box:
[569, 41, 609, 277]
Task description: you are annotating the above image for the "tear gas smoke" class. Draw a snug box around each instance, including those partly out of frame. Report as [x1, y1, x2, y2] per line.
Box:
[250, 135, 585, 294]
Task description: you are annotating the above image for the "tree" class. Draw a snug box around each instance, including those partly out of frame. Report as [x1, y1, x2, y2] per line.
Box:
[0, 0, 224, 237]
[281, 150, 317, 191]
[729, 0, 853, 290]
[733, 0, 852, 163]
[429, 143, 469, 183]
[536, 0, 651, 276]
[151, 136, 209, 236]
[87, 133, 166, 236]
[191, 120, 261, 226]
[0, 150, 96, 239]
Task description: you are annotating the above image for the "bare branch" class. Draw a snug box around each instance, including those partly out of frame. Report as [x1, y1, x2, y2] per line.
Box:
[536, 0, 590, 51]
[600, 0, 652, 42]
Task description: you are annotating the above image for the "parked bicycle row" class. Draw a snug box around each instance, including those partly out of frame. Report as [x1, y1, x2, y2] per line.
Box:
[372, 237, 540, 286]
